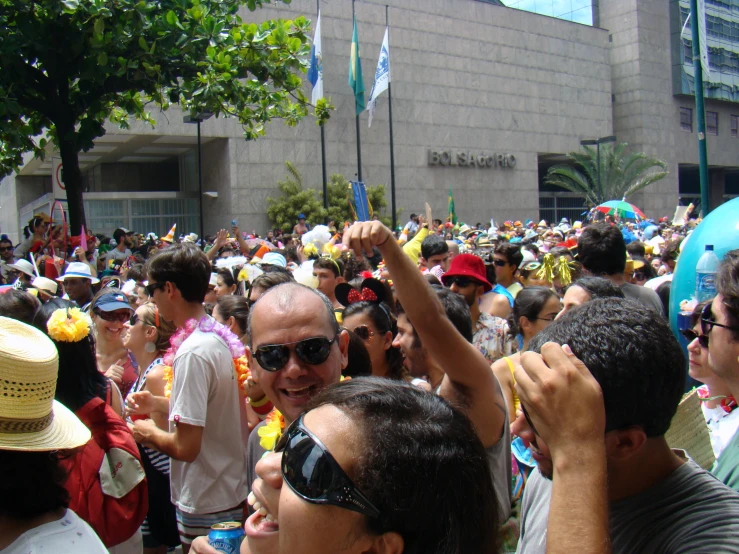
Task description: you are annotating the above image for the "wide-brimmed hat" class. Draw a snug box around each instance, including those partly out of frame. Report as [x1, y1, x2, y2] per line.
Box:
[441, 254, 492, 292]
[57, 262, 100, 285]
[94, 292, 133, 313]
[7, 259, 36, 278]
[32, 276, 58, 296]
[0, 317, 91, 451]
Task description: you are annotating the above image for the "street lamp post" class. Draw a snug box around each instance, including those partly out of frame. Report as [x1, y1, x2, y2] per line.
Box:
[580, 135, 617, 204]
[184, 112, 213, 249]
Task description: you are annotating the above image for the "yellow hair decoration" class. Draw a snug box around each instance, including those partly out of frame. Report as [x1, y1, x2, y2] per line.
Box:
[237, 268, 249, 283]
[47, 308, 91, 343]
[303, 243, 318, 258]
[555, 255, 573, 287]
[536, 253, 556, 285]
[322, 243, 341, 260]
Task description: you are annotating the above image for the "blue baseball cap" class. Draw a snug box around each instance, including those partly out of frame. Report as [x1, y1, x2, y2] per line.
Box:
[95, 292, 133, 312]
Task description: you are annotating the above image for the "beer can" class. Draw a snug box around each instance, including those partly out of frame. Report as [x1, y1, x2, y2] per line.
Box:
[208, 521, 245, 554]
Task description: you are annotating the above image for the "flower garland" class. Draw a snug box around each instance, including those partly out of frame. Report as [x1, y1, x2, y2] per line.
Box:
[47, 308, 91, 342]
[162, 317, 249, 398]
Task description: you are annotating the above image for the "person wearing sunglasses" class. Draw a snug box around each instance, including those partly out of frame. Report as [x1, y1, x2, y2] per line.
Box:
[514, 297, 739, 553]
[0, 235, 16, 284]
[131, 243, 250, 551]
[557, 276, 624, 320]
[708, 250, 739, 492]
[192, 378, 501, 554]
[90, 289, 138, 399]
[682, 301, 738, 460]
[343, 221, 514, 528]
[493, 243, 524, 299]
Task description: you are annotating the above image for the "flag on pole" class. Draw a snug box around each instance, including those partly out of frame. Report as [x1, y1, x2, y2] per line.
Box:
[348, 14, 365, 115]
[448, 186, 457, 224]
[307, 10, 324, 105]
[367, 27, 391, 127]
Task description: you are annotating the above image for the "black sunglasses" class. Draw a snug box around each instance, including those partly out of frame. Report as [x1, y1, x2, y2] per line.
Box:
[633, 272, 647, 281]
[493, 259, 509, 267]
[701, 303, 737, 336]
[94, 309, 130, 323]
[681, 328, 709, 348]
[445, 276, 477, 289]
[276, 413, 381, 519]
[254, 336, 337, 372]
[0, 246, 12, 252]
[351, 325, 375, 341]
[145, 281, 166, 296]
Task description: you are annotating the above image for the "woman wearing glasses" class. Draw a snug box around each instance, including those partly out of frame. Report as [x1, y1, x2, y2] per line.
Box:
[90, 290, 138, 398]
[192, 378, 500, 554]
[684, 301, 739, 459]
[123, 302, 180, 554]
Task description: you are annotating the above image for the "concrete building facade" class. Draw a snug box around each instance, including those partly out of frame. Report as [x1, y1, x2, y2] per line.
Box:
[0, 0, 736, 242]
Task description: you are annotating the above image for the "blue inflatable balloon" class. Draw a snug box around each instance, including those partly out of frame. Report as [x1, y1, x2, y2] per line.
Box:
[670, 197, 739, 333]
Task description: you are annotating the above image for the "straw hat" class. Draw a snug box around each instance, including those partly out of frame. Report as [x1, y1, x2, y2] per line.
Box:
[7, 259, 36, 279]
[32, 276, 58, 296]
[0, 317, 91, 451]
[161, 224, 177, 243]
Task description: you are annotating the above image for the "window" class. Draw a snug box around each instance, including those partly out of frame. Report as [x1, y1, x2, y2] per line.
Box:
[732, 115, 738, 138]
[707, 111, 719, 135]
[680, 107, 693, 132]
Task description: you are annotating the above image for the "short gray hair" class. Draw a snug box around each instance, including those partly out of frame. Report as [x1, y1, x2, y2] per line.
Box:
[247, 282, 340, 347]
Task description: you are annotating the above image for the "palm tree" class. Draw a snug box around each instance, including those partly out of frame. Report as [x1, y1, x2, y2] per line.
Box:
[544, 142, 668, 206]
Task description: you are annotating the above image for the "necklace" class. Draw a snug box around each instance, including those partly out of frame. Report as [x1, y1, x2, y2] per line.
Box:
[162, 317, 250, 398]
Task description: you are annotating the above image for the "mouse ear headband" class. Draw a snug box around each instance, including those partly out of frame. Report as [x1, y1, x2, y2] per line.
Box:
[335, 278, 387, 308]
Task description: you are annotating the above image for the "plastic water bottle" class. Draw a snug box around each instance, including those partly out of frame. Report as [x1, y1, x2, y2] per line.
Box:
[695, 245, 720, 303]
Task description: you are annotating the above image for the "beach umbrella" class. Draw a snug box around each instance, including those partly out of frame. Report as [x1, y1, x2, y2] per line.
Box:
[595, 200, 646, 220]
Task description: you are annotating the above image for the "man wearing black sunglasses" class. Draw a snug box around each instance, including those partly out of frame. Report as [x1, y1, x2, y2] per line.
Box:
[0, 235, 15, 284]
[709, 250, 739, 492]
[344, 221, 514, 525]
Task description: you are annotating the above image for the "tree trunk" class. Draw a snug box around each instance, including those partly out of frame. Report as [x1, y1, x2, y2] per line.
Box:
[57, 128, 86, 237]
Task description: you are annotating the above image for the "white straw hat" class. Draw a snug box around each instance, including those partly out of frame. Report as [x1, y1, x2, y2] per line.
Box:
[32, 276, 58, 296]
[0, 317, 91, 451]
[7, 259, 36, 278]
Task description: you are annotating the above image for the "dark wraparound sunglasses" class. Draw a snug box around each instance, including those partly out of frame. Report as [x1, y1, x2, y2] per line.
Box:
[146, 281, 167, 296]
[445, 276, 477, 289]
[681, 328, 709, 348]
[95, 309, 130, 323]
[701, 303, 739, 336]
[276, 413, 381, 519]
[493, 259, 509, 267]
[254, 336, 337, 372]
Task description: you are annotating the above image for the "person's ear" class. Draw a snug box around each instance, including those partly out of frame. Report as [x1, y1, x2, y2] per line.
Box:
[604, 427, 647, 462]
[382, 330, 393, 351]
[338, 329, 350, 370]
[476, 284, 485, 299]
[144, 324, 157, 341]
[336, 276, 345, 284]
[519, 315, 534, 335]
[362, 531, 404, 554]
[227, 316, 237, 333]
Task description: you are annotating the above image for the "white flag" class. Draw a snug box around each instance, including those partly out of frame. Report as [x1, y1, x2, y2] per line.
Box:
[367, 27, 390, 127]
[307, 11, 323, 105]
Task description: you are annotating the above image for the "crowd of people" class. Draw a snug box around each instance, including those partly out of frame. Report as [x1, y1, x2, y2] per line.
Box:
[1, 207, 739, 554]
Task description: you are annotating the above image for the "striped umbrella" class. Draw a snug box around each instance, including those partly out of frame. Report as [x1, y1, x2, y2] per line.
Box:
[595, 200, 646, 220]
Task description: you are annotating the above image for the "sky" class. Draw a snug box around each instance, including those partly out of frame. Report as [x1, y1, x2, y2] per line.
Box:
[503, 0, 594, 25]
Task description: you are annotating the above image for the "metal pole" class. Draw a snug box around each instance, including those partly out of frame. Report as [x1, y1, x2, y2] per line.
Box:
[318, 0, 328, 216]
[689, 0, 710, 215]
[596, 142, 601, 204]
[197, 119, 204, 249]
[387, 5, 397, 230]
[353, 0, 362, 182]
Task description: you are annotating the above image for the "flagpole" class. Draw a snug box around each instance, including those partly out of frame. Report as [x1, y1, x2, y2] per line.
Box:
[689, 0, 710, 215]
[386, 5, 397, 231]
[318, 0, 328, 216]
[353, 0, 363, 182]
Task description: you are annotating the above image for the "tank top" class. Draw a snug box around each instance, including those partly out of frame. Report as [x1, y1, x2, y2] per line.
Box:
[129, 357, 170, 475]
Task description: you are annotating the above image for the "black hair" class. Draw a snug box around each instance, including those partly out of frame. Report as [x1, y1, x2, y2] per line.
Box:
[0, 289, 40, 325]
[344, 301, 405, 380]
[529, 298, 685, 436]
[396, 286, 473, 344]
[632, 257, 656, 280]
[306, 378, 499, 554]
[146, 243, 211, 303]
[33, 298, 108, 412]
[626, 241, 646, 259]
[343, 331, 373, 378]
[0, 235, 12, 247]
[216, 267, 238, 290]
[509, 286, 559, 336]
[660, 239, 682, 264]
[216, 294, 249, 336]
[250, 270, 295, 297]
[113, 228, 128, 244]
[577, 223, 627, 276]
[494, 242, 524, 271]
[656, 281, 672, 319]
[341, 252, 372, 282]
[0, 450, 70, 518]
[690, 300, 713, 328]
[569, 276, 625, 300]
[421, 234, 448, 261]
[313, 257, 344, 278]
[126, 263, 146, 283]
[717, 250, 739, 338]
[524, 243, 539, 256]
[22, 216, 46, 240]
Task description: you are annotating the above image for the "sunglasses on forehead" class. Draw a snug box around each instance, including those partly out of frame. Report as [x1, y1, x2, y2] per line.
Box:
[276, 413, 381, 519]
[254, 336, 337, 372]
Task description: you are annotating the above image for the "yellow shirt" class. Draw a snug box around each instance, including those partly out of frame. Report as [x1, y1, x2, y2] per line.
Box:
[402, 226, 430, 264]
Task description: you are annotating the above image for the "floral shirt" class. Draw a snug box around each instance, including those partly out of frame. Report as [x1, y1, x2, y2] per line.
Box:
[473, 312, 517, 364]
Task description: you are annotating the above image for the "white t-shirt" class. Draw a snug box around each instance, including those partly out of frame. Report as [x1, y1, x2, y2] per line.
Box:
[4, 509, 107, 554]
[169, 322, 249, 513]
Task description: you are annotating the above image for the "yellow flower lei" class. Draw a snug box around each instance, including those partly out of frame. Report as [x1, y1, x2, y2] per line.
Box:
[47, 308, 91, 343]
[163, 355, 250, 399]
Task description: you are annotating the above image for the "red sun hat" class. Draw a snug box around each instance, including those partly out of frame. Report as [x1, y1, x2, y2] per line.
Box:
[440, 254, 492, 293]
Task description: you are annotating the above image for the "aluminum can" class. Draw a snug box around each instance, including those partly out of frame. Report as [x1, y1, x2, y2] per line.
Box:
[208, 521, 245, 554]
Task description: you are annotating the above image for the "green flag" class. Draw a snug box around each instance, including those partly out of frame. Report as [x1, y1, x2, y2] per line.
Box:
[348, 14, 365, 115]
[448, 186, 457, 224]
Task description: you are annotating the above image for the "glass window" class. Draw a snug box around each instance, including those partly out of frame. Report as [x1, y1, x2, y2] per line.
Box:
[680, 107, 693, 132]
[707, 111, 719, 135]
[731, 115, 738, 138]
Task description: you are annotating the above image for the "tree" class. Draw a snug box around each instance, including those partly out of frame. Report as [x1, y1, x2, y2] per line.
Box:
[0, 0, 330, 235]
[544, 142, 668, 207]
[266, 161, 393, 231]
